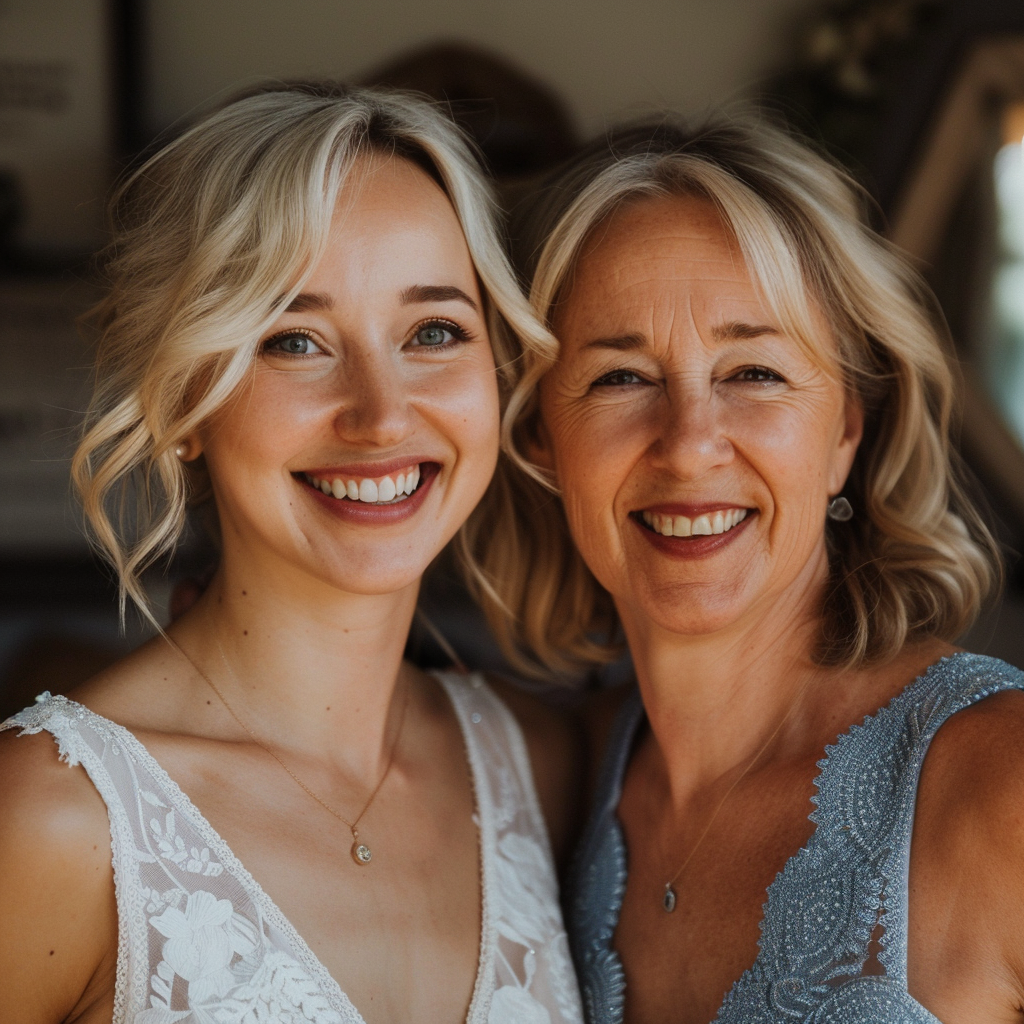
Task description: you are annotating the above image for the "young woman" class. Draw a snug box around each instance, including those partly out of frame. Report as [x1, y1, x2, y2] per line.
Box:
[0, 85, 583, 1024]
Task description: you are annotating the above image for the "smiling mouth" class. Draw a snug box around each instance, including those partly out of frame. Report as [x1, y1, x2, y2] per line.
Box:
[302, 463, 428, 505]
[636, 507, 750, 538]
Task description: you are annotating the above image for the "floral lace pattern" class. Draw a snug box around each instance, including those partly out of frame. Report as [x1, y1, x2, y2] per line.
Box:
[568, 654, 1024, 1024]
[3, 672, 582, 1024]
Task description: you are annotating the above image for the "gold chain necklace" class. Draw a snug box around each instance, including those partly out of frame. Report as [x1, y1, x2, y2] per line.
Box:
[661, 673, 815, 913]
[170, 637, 409, 867]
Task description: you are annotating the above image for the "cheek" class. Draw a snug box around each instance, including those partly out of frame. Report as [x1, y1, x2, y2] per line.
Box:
[544, 400, 641, 573]
[424, 359, 501, 484]
[739, 398, 844, 541]
[206, 375, 324, 469]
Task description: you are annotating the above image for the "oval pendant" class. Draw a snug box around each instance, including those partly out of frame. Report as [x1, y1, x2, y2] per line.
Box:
[351, 841, 372, 866]
[662, 884, 677, 913]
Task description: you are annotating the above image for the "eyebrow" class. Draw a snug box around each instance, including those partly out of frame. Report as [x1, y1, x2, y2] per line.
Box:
[581, 323, 780, 351]
[710, 321, 780, 342]
[282, 284, 479, 315]
[582, 332, 647, 352]
[284, 292, 334, 313]
[400, 284, 478, 311]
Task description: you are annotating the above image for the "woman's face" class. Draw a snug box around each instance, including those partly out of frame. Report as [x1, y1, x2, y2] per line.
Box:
[198, 155, 499, 597]
[534, 194, 862, 640]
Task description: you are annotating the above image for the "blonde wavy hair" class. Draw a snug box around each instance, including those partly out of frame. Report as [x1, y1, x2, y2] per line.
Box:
[464, 116, 1002, 676]
[72, 82, 552, 622]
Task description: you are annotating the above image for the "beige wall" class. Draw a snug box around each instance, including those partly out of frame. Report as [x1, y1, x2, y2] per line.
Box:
[145, 0, 816, 138]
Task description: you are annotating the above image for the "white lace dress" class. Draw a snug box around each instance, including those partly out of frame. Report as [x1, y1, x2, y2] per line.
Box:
[2, 671, 583, 1024]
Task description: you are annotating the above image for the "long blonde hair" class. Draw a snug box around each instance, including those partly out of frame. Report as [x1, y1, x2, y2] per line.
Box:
[72, 83, 553, 622]
[464, 116, 1001, 676]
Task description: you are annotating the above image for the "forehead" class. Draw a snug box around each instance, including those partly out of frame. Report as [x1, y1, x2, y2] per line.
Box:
[569, 193, 746, 300]
[304, 153, 478, 291]
[557, 192, 839, 365]
[332, 153, 464, 242]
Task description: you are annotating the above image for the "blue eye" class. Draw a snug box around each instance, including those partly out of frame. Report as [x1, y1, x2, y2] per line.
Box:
[263, 330, 323, 356]
[411, 320, 470, 348]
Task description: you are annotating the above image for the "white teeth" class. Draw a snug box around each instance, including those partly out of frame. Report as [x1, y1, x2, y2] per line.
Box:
[306, 465, 423, 504]
[641, 507, 748, 539]
[691, 514, 712, 535]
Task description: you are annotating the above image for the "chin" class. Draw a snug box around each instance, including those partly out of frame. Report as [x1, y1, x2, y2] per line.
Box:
[632, 579, 757, 637]
[315, 554, 435, 597]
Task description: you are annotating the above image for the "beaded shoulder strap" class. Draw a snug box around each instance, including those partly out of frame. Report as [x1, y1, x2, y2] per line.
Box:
[567, 688, 643, 1024]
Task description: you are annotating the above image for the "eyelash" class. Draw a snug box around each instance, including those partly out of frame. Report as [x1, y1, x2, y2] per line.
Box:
[592, 369, 648, 388]
[590, 365, 786, 389]
[731, 366, 785, 384]
[260, 318, 475, 358]
[261, 328, 322, 358]
[409, 318, 474, 348]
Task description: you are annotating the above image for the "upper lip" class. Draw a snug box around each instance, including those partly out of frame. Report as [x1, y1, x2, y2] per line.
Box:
[299, 457, 436, 478]
[636, 502, 755, 516]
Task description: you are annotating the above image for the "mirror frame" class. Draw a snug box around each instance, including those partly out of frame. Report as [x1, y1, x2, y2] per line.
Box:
[887, 35, 1024, 522]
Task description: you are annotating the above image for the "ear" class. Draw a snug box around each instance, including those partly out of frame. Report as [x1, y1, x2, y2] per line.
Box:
[828, 392, 864, 495]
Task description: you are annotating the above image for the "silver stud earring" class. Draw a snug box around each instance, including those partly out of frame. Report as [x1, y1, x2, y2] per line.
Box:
[827, 496, 853, 522]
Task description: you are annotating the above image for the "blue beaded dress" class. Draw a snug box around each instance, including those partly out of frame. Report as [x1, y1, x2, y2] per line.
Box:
[567, 653, 1024, 1024]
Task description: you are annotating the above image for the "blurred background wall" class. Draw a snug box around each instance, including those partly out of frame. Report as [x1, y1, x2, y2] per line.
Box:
[143, 0, 815, 139]
[2, 0, 1024, 716]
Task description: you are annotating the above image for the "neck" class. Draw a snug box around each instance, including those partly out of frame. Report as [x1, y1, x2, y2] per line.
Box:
[169, 547, 419, 778]
[619, 551, 835, 806]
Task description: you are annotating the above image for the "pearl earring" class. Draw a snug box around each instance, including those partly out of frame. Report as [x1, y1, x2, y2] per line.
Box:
[827, 496, 853, 522]
[175, 444, 188, 459]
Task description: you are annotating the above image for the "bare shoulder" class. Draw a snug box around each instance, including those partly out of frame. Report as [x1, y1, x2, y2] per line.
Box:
[0, 728, 117, 1022]
[916, 684, 1024, 820]
[909, 683, 1024, 1015]
[484, 674, 585, 869]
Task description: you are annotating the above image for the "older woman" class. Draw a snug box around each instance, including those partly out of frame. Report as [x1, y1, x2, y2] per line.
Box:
[467, 119, 1024, 1023]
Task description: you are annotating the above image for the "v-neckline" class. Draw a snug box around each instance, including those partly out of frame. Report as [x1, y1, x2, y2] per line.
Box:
[611, 654, 961, 1023]
[57, 671, 495, 1024]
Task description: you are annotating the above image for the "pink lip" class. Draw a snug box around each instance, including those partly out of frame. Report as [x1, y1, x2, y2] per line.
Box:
[300, 463, 439, 524]
[301, 456, 433, 479]
[631, 508, 756, 559]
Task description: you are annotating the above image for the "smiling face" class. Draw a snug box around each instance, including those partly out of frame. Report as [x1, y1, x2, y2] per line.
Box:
[196, 154, 500, 597]
[534, 193, 862, 641]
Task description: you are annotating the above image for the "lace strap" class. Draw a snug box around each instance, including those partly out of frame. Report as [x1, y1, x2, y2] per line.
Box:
[871, 654, 1024, 979]
[2, 694, 148, 1021]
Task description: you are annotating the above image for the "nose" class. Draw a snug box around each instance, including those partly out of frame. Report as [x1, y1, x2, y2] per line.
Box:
[331, 349, 413, 449]
[649, 376, 733, 479]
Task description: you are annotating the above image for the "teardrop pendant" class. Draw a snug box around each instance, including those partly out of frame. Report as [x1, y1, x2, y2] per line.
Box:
[662, 884, 677, 913]
[351, 840, 372, 865]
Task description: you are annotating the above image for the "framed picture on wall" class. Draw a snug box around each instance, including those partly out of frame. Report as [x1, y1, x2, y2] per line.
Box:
[0, 0, 138, 264]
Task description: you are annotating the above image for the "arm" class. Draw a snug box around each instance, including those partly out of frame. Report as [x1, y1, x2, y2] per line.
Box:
[0, 730, 118, 1024]
[908, 688, 1024, 1023]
